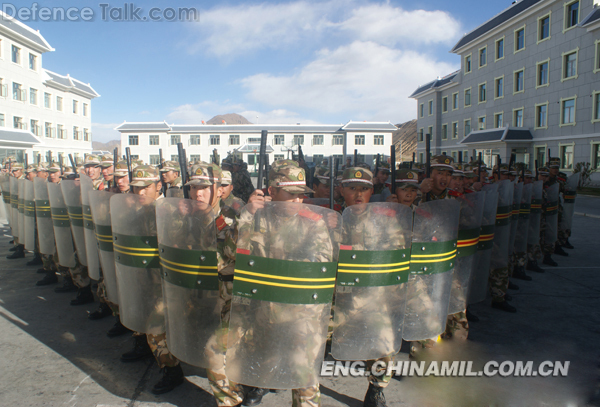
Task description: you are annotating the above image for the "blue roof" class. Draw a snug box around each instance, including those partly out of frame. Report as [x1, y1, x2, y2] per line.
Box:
[461, 128, 532, 144]
[581, 7, 600, 26]
[0, 12, 53, 51]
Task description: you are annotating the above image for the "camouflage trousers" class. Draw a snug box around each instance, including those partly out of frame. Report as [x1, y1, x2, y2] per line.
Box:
[558, 228, 570, 245]
[489, 267, 508, 302]
[410, 310, 469, 356]
[514, 252, 527, 268]
[540, 216, 555, 255]
[527, 243, 542, 262]
[96, 277, 119, 314]
[146, 332, 179, 369]
[69, 251, 90, 288]
[367, 355, 394, 388]
[42, 254, 58, 272]
[292, 385, 320, 407]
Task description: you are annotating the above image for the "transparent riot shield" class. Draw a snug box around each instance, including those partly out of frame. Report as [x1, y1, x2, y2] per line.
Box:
[447, 191, 485, 315]
[166, 188, 184, 198]
[156, 198, 220, 369]
[111, 193, 162, 334]
[468, 184, 499, 304]
[528, 180, 544, 247]
[80, 175, 100, 280]
[61, 180, 88, 266]
[24, 180, 36, 251]
[514, 183, 532, 255]
[508, 182, 523, 256]
[10, 177, 19, 238]
[0, 174, 11, 227]
[403, 199, 460, 342]
[226, 202, 341, 389]
[34, 178, 55, 255]
[48, 183, 76, 268]
[561, 173, 579, 231]
[18, 179, 25, 242]
[89, 190, 119, 305]
[544, 183, 560, 245]
[331, 202, 412, 361]
[489, 180, 514, 277]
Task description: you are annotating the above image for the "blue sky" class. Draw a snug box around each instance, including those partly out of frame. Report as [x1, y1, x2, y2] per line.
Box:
[12, 0, 515, 141]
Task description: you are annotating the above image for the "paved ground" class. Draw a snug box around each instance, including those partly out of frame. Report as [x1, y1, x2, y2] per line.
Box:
[0, 198, 599, 406]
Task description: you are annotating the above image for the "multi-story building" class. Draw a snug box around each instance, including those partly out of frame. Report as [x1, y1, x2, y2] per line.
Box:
[411, 0, 600, 178]
[0, 12, 99, 163]
[116, 121, 397, 169]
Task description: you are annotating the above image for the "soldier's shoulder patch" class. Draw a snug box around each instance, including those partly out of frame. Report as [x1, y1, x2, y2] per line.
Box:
[216, 214, 227, 231]
[448, 189, 462, 197]
[298, 208, 322, 221]
[340, 244, 352, 250]
[372, 206, 396, 217]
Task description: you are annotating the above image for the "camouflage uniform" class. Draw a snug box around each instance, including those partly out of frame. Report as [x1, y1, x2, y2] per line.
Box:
[220, 170, 245, 214]
[232, 159, 255, 203]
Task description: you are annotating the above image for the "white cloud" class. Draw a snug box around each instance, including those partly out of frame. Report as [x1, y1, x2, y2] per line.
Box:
[241, 41, 458, 123]
[91, 123, 121, 143]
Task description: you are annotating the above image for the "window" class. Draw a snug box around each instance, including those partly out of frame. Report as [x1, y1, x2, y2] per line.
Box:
[495, 76, 504, 99]
[332, 135, 343, 145]
[513, 108, 524, 127]
[560, 144, 574, 169]
[44, 122, 54, 138]
[210, 135, 220, 145]
[418, 152, 424, 163]
[313, 154, 324, 164]
[494, 113, 504, 128]
[171, 155, 178, 161]
[464, 119, 471, 136]
[29, 53, 36, 70]
[514, 69, 524, 93]
[418, 128, 424, 142]
[83, 129, 90, 141]
[478, 82, 486, 103]
[593, 91, 600, 123]
[12, 83, 25, 101]
[595, 40, 600, 74]
[313, 135, 324, 145]
[57, 124, 66, 139]
[560, 96, 576, 126]
[227, 134, 239, 145]
[442, 96, 448, 113]
[149, 135, 160, 145]
[479, 46, 487, 67]
[464, 88, 471, 107]
[29, 88, 37, 105]
[83, 103, 88, 116]
[514, 26, 525, 52]
[190, 135, 201, 145]
[355, 135, 365, 145]
[274, 154, 285, 161]
[56, 96, 63, 111]
[564, 1, 579, 31]
[293, 135, 304, 146]
[562, 49, 578, 81]
[11, 45, 20, 64]
[478, 116, 486, 130]
[44, 93, 51, 108]
[419, 103, 424, 118]
[452, 92, 458, 110]
[441, 124, 448, 140]
[274, 134, 285, 145]
[428, 100, 433, 115]
[170, 135, 181, 145]
[73, 100, 78, 114]
[128, 135, 138, 145]
[427, 126, 433, 139]
[465, 54, 472, 73]
[451, 151, 458, 162]
[538, 14, 551, 42]
[30, 120, 40, 136]
[592, 144, 600, 169]
[452, 122, 458, 139]
[0, 79, 6, 97]
[495, 37, 504, 60]
[73, 126, 80, 140]
[535, 146, 547, 166]
[130, 155, 139, 160]
[149, 155, 160, 165]
[0, 113, 4, 127]
[12, 116, 24, 130]
[189, 154, 200, 163]
[537, 59, 549, 87]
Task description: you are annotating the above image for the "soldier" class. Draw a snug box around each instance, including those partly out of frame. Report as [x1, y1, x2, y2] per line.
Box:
[547, 157, 569, 257]
[220, 170, 244, 214]
[387, 169, 420, 208]
[159, 161, 182, 190]
[100, 154, 114, 189]
[7, 162, 26, 259]
[114, 161, 131, 193]
[312, 166, 332, 200]
[232, 158, 255, 203]
[371, 163, 391, 202]
[24, 165, 44, 267]
[83, 155, 106, 190]
[539, 166, 559, 267]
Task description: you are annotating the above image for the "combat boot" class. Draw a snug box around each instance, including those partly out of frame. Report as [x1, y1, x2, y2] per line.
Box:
[89, 302, 112, 320]
[508, 281, 519, 290]
[107, 316, 130, 338]
[466, 306, 479, 322]
[563, 239, 574, 249]
[363, 383, 387, 407]
[70, 285, 94, 305]
[36, 267, 47, 274]
[512, 266, 532, 281]
[491, 300, 516, 313]
[8, 245, 18, 252]
[7, 244, 24, 259]
[543, 254, 557, 267]
[26, 253, 43, 266]
[54, 275, 77, 293]
[554, 245, 568, 257]
[151, 364, 185, 395]
[526, 260, 545, 273]
[36, 271, 58, 286]
[121, 334, 152, 362]
[504, 293, 513, 301]
[243, 387, 270, 406]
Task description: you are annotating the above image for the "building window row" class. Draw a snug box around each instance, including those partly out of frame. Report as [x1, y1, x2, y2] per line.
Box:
[0, 111, 89, 140]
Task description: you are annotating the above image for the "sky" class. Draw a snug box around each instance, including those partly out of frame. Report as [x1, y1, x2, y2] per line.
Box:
[9, 0, 519, 142]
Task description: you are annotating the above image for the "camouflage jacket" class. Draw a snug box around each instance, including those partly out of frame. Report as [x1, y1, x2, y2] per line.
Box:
[216, 204, 239, 276]
[232, 171, 255, 203]
[222, 194, 245, 214]
[93, 177, 106, 191]
[342, 204, 408, 251]
[168, 176, 183, 189]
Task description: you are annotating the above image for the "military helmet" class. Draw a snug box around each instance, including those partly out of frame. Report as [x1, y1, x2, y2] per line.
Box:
[269, 161, 313, 194]
[395, 169, 419, 189]
[185, 162, 221, 186]
[341, 167, 374, 187]
[221, 170, 232, 186]
[100, 154, 114, 168]
[84, 155, 101, 167]
[548, 157, 560, 169]
[113, 160, 129, 177]
[160, 160, 181, 173]
[47, 161, 62, 173]
[430, 155, 454, 171]
[129, 165, 160, 187]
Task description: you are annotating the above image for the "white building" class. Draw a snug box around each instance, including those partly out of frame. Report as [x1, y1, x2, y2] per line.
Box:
[0, 12, 99, 164]
[116, 121, 397, 169]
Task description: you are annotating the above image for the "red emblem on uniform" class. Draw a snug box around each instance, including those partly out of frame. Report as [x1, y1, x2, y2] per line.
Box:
[216, 215, 227, 231]
[340, 245, 352, 250]
[372, 206, 396, 217]
[298, 209, 322, 221]
[237, 248, 250, 255]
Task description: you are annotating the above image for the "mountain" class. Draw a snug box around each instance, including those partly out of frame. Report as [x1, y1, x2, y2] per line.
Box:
[206, 113, 251, 125]
[92, 140, 121, 155]
[392, 119, 417, 163]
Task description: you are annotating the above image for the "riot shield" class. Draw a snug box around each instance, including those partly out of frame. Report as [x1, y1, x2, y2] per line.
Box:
[23, 180, 36, 251]
[156, 198, 220, 368]
[226, 202, 341, 389]
[403, 199, 460, 342]
[561, 173, 579, 231]
[331, 202, 413, 361]
[508, 182, 523, 256]
[489, 180, 514, 277]
[0, 174, 10, 227]
[9, 177, 19, 238]
[447, 191, 485, 315]
[514, 183, 532, 254]
[528, 180, 544, 246]
[18, 179, 25, 242]
[34, 178, 55, 255]
[48, 183, 76, 268]
[468, 184, 499, 304]
[166, 188, 183, 198]
[110, 193, 162, 334]
[61, 180, 88, 266]
[544, 183, 560, 245]
[89, 190, 119, 305]
[80, 175, 100, 280]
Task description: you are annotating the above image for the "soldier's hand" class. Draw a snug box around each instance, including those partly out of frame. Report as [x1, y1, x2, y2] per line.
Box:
[326, 212, 338, 229]
[385, 194, 399, 203]
[419, 178, 433, 194]
[247, 190, 271, 213]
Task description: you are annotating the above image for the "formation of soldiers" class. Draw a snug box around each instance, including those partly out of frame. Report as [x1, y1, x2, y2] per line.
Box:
[0, 150, 578, 407]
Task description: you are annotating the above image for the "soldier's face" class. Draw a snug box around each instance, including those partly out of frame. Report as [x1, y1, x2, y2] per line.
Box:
[549, 167, 559, 176]
[342, 185, 373, 206]
[396, 186, 418, 206]
[133, 182, 161, 203]
[431, 168, 451, 194]
[508, 174, 516, 182]
[190, 184, 221, 207]
[220, 184, 233, 200]
[376, 171, 389, 184]
[26, 172, 37, 181]
[115, 175, 129, 192]
[524, 177, 533, 184]
[85, 165, 101, 180]
[12, 170, 22, 178]
[102, 165, 114, 181]
[449, 176, 463, 191]
[37, 170, 49, 180]
[540, 174, 548, 182]
[269, 187, 303, 203]
[161, 170, 177, 184]
[313, 182, 329, 199]
[49, 172, 61, 183]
